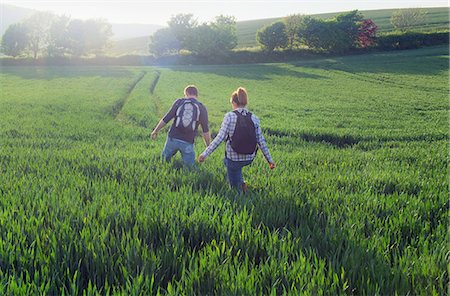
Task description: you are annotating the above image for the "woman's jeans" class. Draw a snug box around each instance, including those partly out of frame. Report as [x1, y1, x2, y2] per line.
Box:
[162, 137, 195, 167]
[223, 158, 253, 191]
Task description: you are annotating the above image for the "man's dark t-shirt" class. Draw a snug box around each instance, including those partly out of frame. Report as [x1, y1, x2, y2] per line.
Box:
[162, 98, 209, 144]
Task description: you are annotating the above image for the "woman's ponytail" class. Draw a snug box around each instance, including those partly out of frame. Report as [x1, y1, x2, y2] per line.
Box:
[237, 87, 248, 106]
[231, 87, 248, 106]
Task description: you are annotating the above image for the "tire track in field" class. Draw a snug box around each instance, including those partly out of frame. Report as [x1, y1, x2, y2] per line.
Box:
[149, 70, 164, 117]
[113, 71, 147, 119]
[324, 67, 446, 93]
[115, 70, 161, 128]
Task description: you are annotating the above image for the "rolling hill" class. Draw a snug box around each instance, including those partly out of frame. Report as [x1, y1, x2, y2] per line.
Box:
[110, 7, 449, 55]
[0, 4, 161, 42]
[0, 4, 36, 36]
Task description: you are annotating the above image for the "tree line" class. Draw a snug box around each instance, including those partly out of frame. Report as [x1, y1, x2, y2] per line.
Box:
[148, 14, 237, 57]
[256, 9, 428, 53]
[1, 8, 430, 59]
[257, 11, 377, 52]
[1, 12, 112, 58]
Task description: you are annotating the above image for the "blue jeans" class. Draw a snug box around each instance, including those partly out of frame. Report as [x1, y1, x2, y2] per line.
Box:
[162, 137, 195, 167]
[223, 158, 253, 191]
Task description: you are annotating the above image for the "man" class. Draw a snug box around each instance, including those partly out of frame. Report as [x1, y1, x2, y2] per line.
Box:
[151, 85, 211, 167]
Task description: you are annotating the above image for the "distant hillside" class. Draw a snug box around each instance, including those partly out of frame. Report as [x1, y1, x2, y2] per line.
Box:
[236, 7, 450, 48]
[110, 36, 150, 55]
[0, 4, 36, 35]
[111, 23, 162, 40]
[109, 7, 449, 55]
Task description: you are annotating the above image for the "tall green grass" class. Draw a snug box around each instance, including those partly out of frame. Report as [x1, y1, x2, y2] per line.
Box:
[0, 46, 448, 294]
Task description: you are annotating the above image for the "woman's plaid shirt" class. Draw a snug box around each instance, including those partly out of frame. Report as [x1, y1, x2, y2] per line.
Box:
[201, 108, 273, 163]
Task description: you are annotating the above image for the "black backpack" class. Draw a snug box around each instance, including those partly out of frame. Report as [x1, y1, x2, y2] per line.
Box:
[230, 110, 257, 154]
[174, 99, 200, 132]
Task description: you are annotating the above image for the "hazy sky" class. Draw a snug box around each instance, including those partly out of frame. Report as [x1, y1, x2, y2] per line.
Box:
[3, 0, 448, 25]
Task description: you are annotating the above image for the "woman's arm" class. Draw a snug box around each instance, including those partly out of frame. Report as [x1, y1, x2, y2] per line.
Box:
[254, 117, 275, 166]
[198, 114, 231, 161]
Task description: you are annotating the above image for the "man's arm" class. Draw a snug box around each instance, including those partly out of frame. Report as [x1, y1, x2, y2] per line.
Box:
[199, 105, 210, 146]
[151, 100, 178, 140]
[202, 131, 211, 146]
[151, 119, 167, 139]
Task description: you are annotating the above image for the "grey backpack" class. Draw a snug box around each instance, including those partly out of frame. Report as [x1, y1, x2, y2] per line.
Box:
[175, 99, 200, 131]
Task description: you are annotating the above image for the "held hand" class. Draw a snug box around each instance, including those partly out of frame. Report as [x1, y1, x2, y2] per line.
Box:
[269, 162, 276, 170]
[198, 155, 206, 163]
[151, 131, 158, 140]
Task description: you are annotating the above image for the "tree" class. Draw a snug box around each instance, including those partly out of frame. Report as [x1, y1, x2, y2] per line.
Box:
[23, 12, 56, 59]
[299, 11, 368, 53]
[209, 15, 237, 51]
[1, 23, 30, 57]
[67, 19, 112, 56]
[257, 21, 288, 51]
[185, 16, 237, 56]
[83, 19, 112, 56]
[167, 14, 198, 48]
[284, 14, 307, 49]
[358, 19, 378, 48]
[149, 28, 180, 56]
[333, 10, 364, 50]
[391, 8, 427, 32]
[301, 18, 341, 51]
[48, 15, 71, 57]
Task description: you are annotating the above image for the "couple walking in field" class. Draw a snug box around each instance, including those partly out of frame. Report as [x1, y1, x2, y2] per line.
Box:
[151, 85, 275, 193]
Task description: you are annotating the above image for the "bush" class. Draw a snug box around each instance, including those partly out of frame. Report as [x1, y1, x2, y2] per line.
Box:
[377, 31, 449, 50]
[257, 21, 288, 51]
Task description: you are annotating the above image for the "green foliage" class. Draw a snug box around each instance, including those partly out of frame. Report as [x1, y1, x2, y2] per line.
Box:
[0, 46, 448, 294]
[67, 19, 113, 56]
[47, 15, 72, 57]
[1, 12, 113, 58]
[298, 11, 366, 53]
[391, 8, 428, 32]
[257, 21, 288, 51]
[167, 13, 198, 49]
[149, 28, 180, 57]
[0, 23, 29, 57]
[150, 14, 237, 57]
[185, 16, 237, 57]
[23, 11, 56, 59]
[377, 31, 449, 50]
[283, 14, 308, 49]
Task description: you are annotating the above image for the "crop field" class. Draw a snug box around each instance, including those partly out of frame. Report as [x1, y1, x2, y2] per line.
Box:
[0, 46, 448, 294]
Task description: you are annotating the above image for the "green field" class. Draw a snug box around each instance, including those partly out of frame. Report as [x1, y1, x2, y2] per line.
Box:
[0, 46, 448, 294]
[111, 7, 449, 55]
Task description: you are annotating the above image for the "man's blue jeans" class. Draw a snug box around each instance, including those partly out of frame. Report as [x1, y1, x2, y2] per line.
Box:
[162, 137, 195, 167]
[223, 158, 253, 191]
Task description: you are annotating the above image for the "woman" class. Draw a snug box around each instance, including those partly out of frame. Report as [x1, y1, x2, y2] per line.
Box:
[198, 87, 275, 193]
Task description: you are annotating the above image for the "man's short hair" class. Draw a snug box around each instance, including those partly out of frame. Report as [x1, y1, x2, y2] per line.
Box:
[184, 85, 198, 97]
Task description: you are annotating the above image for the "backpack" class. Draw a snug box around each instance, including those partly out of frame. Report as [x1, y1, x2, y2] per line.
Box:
[230, 110, 257, 154]
[175, 99, 200, 131]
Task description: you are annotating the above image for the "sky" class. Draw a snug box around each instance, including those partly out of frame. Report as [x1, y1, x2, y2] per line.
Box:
[2, 0, 448, 25]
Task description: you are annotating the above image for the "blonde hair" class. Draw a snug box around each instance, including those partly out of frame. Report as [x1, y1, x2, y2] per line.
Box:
[184, 85, 198, 97]
[231, 87, 248, 106]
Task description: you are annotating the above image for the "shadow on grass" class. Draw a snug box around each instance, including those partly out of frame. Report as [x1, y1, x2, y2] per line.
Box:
[227, 188, 406, 294]
[291, 46, 449, 76]
[265, 127, 448, 150]
[169, 156, 404, 293]
[166, 63, 327, 81]
[1, 66, 136, 80]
